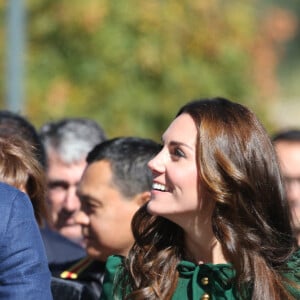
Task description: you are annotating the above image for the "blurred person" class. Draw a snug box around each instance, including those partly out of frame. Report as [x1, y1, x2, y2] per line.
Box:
[0, 133, 52, 298]
[0, 110, 46, 167]
[0, 181, 52, 299]
[0, 135, 48, 226]
[0, 110, 86, 274]
[101, 98, 300, 300]
[55, 137, 161, 299]
[40, 118, 106, 246]
[273, 129, 300, 245]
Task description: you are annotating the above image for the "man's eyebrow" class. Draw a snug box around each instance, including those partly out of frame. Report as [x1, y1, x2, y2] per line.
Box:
[76, 191, 100, 204]
[48, 180, 69, 189]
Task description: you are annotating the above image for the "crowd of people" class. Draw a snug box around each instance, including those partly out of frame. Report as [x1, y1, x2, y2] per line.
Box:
[0, 97, 299, 299]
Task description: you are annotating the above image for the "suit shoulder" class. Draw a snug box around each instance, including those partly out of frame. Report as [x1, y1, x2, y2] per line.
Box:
[0, 182, 24, 201]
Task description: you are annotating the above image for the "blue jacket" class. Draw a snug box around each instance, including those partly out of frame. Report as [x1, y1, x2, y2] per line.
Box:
[0, 182, 52, 299]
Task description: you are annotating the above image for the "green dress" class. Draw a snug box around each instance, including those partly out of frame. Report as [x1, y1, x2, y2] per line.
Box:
[100, 249, 300, 300]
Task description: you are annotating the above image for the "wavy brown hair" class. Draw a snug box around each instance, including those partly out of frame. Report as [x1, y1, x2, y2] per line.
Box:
[0, 135, 48, 226]
[119, 97, 297, 300]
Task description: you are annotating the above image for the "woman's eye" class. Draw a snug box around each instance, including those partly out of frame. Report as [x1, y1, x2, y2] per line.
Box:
[173, 147, 185, 157]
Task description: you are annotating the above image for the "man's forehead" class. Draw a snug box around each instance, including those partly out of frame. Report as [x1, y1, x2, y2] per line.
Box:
[48, 151, 86, 166]
[275, 142, 300, 159]
[275, 142, 300, 174]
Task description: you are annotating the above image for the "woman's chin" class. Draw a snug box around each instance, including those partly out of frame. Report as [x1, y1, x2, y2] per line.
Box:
[147, 200, 172, 218]
[146, 200, 161, 216]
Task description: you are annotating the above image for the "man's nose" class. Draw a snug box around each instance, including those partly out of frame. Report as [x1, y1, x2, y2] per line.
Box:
[74, 210, 90, 226]
[63, 185, 81, 211]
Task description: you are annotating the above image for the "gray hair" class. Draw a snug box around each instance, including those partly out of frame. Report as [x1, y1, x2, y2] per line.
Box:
[40, 118, 106, 165]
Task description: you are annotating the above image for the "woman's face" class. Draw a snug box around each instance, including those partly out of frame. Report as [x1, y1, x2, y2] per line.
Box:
[147, 113, 200, 225]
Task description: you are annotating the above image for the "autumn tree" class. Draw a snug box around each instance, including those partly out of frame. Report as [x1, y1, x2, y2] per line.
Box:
[1, 0, 297, 139]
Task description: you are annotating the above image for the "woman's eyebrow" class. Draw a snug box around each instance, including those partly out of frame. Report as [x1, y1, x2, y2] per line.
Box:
[168, 140, 194, 151]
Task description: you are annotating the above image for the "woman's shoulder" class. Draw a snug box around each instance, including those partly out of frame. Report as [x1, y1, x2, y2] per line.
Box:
[286, 248, 300, 267]
[287, 248, 300, 276]
[105, 255, 124, 272]
[100, 255, 125, 300]
[103, 255, 124, 286]
[283, 248, 300, 297]
[284, 248, 300, 278]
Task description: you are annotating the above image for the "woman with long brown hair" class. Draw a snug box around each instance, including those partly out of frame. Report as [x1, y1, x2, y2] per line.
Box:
[101, 97, 300, 300]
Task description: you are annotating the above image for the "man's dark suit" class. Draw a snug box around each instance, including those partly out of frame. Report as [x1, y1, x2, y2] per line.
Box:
[40, 227, 86, 276]
[0, 182, 52, 299]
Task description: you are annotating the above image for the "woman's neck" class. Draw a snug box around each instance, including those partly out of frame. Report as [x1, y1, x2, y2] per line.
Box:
[184, 237, 227, 265]
[182, 216, 227, 265]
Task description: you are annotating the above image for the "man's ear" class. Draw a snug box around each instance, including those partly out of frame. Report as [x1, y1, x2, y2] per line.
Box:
[134, 191, 151, 206]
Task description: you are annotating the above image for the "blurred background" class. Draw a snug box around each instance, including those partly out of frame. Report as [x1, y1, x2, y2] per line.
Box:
[1, 0, 300, 140]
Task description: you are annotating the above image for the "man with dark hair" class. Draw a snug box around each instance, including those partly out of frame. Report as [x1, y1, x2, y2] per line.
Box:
[56, 137, 161, 299]
[273, 129, 300, 245]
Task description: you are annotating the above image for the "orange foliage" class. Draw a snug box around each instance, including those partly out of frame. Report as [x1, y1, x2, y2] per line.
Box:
[251, 8, 298, 99]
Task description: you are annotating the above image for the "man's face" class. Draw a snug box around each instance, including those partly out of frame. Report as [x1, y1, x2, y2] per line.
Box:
[46, 150, 86, 243]
[275, 141, 300, 234]
[76, 160, 144, 262]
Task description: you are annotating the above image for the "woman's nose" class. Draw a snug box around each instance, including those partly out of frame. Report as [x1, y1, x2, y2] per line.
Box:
[148, 149, 165, 174]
